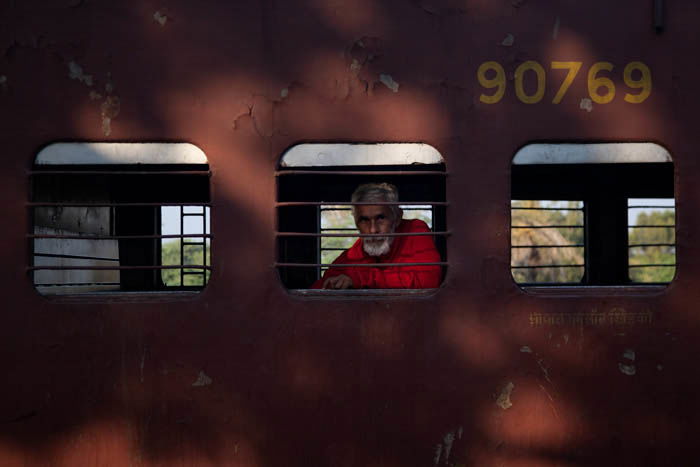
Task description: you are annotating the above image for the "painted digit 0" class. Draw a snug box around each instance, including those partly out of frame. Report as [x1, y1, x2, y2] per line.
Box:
[515, 61, 546, 104]
[477, 61, 506, 104]
[587, 62, 616, 104]
[624, 62, 652, 103]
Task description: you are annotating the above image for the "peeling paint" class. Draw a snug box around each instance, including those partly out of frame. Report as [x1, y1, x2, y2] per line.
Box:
[443, 431, 455, 464]
[68, 61, 93, 86]
[89, 91, 102, 101]
[501, 34, 515, 47]
[350, 59, 362, 74]
[496, 382, 514, 409]
[280, 88, 289, 99]
[192, 371, 212, 387]
[552, 16, 561, 40]
[153, 11, 168, 26]
[433, 443, 442, 466]
[619, 363, 636, 376]
[100, 96, 120, 136]
[623, 349, 635, 361]
[520, 345, 532, 353]
[0, 75, 6, 91]
[379, 74, 399, 92]
[580, 98, 593, 112]
[563, 334, 569, 344]
[457, 426, 463, 439]
[657, 364, 663, 371]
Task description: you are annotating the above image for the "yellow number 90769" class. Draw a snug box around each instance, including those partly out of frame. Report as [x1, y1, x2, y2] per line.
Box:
[477, 61, 651, 105]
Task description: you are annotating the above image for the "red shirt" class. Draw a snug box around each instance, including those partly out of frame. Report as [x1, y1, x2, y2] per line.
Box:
[311, 219, 442, 289]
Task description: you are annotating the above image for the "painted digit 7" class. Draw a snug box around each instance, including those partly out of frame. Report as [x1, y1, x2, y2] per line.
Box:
[551, 61, 582, 104]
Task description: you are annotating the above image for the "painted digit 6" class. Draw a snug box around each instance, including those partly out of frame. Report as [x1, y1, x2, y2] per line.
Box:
[587, 62, 616, 104]
[477, 61, 506, 104]
[624, 62, 652, 103]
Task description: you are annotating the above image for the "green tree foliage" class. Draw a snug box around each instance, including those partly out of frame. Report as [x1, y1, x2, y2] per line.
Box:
[161, 240, 211, 287]
[628, 210, 675, 283]
[511, 201, 584, 283]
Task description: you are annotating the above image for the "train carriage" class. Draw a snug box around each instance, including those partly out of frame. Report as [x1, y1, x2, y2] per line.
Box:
[0, 0, 696, 465]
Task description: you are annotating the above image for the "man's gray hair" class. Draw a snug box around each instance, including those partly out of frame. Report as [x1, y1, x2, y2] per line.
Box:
[351, 182, 401, 220]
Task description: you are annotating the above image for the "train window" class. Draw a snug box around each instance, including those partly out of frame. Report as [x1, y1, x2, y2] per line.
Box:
[511, 143, 675, 288]
[276, 143, 447, 296]
[30, 143, 211, 296]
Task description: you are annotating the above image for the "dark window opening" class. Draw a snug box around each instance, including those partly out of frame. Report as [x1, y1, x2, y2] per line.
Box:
[511, 145, 675, 287]
[276, 144, 447, 293]
[30, 145, 211, 296]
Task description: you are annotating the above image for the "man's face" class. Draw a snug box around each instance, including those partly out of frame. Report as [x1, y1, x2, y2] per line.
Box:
[355, 205, 397, 256]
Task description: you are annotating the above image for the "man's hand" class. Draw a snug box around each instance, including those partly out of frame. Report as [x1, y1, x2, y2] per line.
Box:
[322, 274, 354, 289]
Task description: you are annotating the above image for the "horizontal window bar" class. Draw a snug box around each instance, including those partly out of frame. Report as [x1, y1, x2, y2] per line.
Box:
[28, 202, 211, 207]
[511, 207, 584, 211]
[511, 264, 585, 269]
[182, 271, 207, 275]
[278, 201, 448, 207]
[277, 231, 450, 238]
[628, 243, 676, 247]
[276, 170, 447, 176]
[320, 228, 358, 231]
[628, 264, 676, 268]
[33, 253, 120, 262]
[511, 244, 584, 248]
[182, 242, 206, 246]
[275, 262, 448, 268]
[35, 283, 121, 287]
[511, 225, 583, 229]
[627, 205, 676, 209]
[321, 207, 431, 212]
[29, 171, 210, 176]
[29, 234, 212, 240]
[320, 248, 351, 252]
[29, 265, 211, 271]
[628, 225, 675, 228]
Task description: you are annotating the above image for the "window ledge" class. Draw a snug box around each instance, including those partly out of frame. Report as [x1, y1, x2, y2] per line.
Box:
[37, 290, 204, 304]
[519, 284, 670, 297]
[288, 288, 440, 300]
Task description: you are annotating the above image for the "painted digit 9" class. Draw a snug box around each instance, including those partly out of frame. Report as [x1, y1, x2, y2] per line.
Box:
[624, 62, 652, 103]
[514, 61, 546, 104]
[477, 61, 506, 104]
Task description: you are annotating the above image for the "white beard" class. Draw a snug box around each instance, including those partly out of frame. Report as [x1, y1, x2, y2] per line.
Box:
[363, 236, 394, 257]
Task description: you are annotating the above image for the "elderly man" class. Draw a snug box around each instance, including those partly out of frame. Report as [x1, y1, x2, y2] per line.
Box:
[311, 183, 441, 289]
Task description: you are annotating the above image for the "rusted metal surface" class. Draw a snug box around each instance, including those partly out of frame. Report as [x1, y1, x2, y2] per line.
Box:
[0, 0, 698, 466]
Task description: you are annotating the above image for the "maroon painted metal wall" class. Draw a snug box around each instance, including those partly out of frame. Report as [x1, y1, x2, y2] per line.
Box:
[0, 0, 697, 465]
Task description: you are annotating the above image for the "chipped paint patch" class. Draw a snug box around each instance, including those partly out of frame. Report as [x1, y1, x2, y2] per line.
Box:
[619, 363, 636, 376]
[433, 443, 442, 466]
[443, 431, 455, 463]
[619, 348, 636, 375]
[100, 96, 120, 136]
[192, 371, 212, 387]
[280, 88, 289, 99]
[379, 74, 399, 92]
[580, 98, 593, 112]
[0, 75, 7, 89]
[552, 16, 561, 40]
[657, 364, 663, 371]
[520, 345, 532, 353]
[153, 11, 167, 26]
[89, 91, 102, 100]
[496, 382, 514, 409]
[501, 34, 515, 47]
[68, 61, 93, 86]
